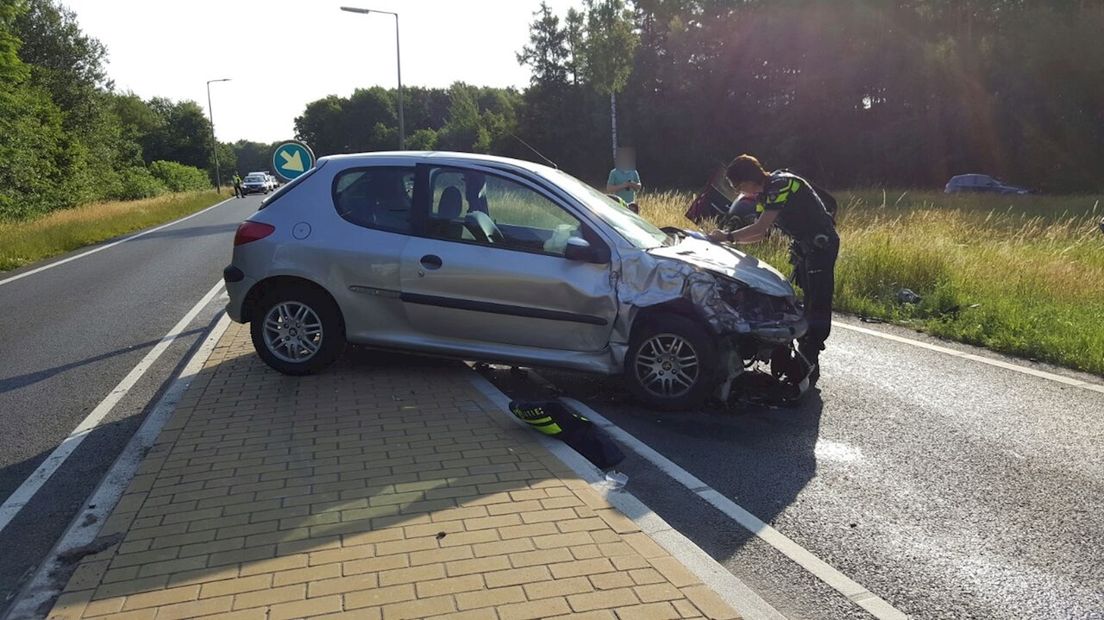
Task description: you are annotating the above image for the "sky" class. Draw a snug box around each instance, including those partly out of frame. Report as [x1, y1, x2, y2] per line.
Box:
[70, 0, 581, 143]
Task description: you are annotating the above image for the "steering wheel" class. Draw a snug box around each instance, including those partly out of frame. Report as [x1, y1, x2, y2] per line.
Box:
[463, 211, 505, 244]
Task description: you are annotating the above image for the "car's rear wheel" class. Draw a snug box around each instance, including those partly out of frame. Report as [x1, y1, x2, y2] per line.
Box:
[625, 314, 717, 411]
[250, 286, 345, 375]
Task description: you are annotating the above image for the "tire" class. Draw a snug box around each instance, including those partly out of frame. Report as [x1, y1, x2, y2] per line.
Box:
[250, 285, 345, 375]
[624, 314, 718, 411]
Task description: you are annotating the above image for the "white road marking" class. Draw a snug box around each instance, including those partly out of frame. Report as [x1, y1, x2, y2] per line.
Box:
[466, 372, 787, 620]
[6, 311, 232, 620]
[0, 280, 225, 536]
[560, 396, 909, 620]
[0, 195, 237, 288]
[835, 322, 1104, 395]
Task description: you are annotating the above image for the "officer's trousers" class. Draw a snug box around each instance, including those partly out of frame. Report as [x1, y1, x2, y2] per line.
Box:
[793, 238, 839, 358]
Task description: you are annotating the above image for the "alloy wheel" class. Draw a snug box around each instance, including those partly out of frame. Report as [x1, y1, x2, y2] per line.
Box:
[262, 301, 323, 363]
[634, 333, 700, 398]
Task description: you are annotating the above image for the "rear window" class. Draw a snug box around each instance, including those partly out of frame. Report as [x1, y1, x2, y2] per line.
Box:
[331, 166, 416, 233]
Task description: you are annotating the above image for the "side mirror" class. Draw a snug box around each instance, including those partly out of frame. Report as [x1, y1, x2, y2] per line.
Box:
[564, 237, 610, 264]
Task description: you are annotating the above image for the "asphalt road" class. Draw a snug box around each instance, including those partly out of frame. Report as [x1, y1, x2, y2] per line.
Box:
[482, 318, 1104, 619]
[0, 194, 259, 611]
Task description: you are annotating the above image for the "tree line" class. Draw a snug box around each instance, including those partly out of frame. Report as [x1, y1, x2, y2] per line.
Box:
[296, 0, 1104, 193]
[4, 0, 1102, 222]
[0, 0, 280, 220]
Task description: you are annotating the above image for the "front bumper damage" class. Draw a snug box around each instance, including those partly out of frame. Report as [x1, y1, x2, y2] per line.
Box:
[612, 239, 811, 402]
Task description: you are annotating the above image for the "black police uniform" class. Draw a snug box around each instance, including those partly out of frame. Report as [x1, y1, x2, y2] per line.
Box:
[751, 171, 839, 367]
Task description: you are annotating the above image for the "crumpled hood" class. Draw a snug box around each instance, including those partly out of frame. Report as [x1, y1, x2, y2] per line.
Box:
[648, 237, 796, 299]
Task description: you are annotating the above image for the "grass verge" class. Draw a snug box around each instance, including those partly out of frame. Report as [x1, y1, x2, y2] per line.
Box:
[0, 191, 228, 272]
[638, 189, 1104, 376]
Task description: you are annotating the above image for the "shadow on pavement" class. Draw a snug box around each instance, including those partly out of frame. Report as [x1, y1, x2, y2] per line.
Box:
[0, 330, 205, 396]
[130, 223, 239, 243]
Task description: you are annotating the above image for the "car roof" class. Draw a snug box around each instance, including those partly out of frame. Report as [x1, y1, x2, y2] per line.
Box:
[316, 151, 557, 177]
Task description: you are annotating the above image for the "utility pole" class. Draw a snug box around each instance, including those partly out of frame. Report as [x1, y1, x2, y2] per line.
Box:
[206, 78, 232, 192]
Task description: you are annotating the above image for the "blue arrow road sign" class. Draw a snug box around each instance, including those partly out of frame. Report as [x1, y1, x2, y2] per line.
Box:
[272, 142, 315, 181]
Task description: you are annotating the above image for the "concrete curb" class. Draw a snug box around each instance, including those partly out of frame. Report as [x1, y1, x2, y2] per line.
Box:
[467, 372, 786, 620]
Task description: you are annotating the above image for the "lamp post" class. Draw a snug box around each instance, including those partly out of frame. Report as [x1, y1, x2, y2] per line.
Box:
[206, 78, 231, 193]
[340, 6, 405, 150]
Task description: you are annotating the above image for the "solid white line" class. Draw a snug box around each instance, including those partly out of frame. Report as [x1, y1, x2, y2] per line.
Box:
[5, 311, 232, 620]
[600, 485, 787, 620]
[560, 396, 909, 620]
[0, 279, 225, 536]
[0, 195, 237, 288]
[465, 372, 787, 620]
[835, 322, 1104, 395]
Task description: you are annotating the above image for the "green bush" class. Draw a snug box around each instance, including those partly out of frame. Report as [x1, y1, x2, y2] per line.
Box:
[407, 128, 439, 151]
[0, 83, 75, 220]
[148, 160, 210, 192]
[116, 166, 167, 200]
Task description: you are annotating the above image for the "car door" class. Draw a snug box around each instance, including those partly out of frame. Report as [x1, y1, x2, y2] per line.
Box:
[322, 164, 418, 343]
[398, 164, 617, 353]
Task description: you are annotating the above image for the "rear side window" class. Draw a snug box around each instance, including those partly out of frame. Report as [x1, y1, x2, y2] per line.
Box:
[332, 167, 416, 233]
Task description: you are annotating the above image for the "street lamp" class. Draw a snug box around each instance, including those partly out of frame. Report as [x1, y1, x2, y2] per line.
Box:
[206, 78, 231, 193]
[340, 6, 405, 150]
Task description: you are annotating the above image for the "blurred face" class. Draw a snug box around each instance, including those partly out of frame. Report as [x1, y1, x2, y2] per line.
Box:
[732, 179, 762, 195]
[615, 148, 635, 169]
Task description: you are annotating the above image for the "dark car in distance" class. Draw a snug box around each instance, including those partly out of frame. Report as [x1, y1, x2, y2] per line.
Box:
[945, 174, 1030, 195]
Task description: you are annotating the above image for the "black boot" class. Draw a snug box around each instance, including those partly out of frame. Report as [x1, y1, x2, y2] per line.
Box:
[799, 342, 821, 387]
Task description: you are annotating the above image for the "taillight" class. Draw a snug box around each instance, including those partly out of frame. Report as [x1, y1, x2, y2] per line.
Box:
[234, 221, 275, 246]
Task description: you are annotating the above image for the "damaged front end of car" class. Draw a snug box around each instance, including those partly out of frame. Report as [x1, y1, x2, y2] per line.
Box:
[613, 234, 812, 404]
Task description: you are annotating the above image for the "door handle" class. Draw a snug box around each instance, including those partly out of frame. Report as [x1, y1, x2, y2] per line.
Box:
[419, 254, 443, 270]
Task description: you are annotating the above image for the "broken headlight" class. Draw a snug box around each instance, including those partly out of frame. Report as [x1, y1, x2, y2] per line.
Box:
[719, 279, 798, 324]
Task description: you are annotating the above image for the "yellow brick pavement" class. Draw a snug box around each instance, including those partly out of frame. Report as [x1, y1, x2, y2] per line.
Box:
[46, 322, 739, 620]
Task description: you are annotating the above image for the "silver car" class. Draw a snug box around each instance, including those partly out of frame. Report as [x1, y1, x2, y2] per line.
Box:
[224, 152, 808, 409]
[240, 173, 271, 195]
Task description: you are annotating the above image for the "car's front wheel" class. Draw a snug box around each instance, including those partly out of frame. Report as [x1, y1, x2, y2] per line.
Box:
[250, 286, 345, 375]
[624, 314, 718, 411]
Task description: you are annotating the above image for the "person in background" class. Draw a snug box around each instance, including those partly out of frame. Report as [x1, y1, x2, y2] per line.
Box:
[232, 173, 243, 199]
[708, 154, 839, 385]
[606, 147, 641, 205]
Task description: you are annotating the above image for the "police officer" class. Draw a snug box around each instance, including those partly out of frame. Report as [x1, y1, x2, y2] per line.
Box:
[232, 173, 243, 199]
[709, 154, 839, 384]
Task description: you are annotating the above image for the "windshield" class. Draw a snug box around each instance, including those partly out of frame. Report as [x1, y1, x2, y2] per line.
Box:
[544, 169, 668, 249]
[245, 175, 264, 182]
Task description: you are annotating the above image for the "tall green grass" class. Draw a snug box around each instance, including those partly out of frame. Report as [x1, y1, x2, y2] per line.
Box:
[637, 189, 1104, 375]
[0, 191, 227, 272]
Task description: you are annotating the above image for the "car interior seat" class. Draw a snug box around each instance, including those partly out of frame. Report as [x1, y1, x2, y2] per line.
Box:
[437, 186, 464, 219]
[431, 186, 468, 239]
